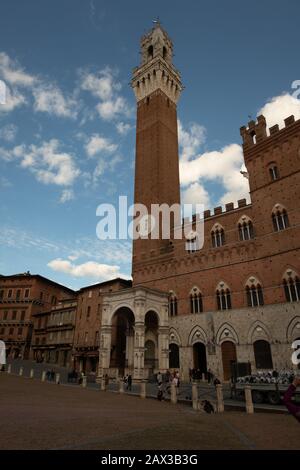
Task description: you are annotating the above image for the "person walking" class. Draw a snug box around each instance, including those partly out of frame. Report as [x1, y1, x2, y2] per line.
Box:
[127, 374, 132, 391]
[283, 376, 300, 422]
[157, 371, 162, 385]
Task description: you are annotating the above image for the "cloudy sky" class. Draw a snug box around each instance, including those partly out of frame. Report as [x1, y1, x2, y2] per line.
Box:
[0, 0, 300, 289]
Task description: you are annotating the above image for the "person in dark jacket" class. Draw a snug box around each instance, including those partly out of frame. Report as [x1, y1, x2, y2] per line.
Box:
[283, 376, 300, 422]
[127, 374, 132, 391]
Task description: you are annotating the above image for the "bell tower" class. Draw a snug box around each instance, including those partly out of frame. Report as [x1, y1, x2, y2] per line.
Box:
[131, 22, 183, 275]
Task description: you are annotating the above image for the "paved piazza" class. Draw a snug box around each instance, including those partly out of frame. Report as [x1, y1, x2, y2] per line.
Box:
[0, 374, 299, 450]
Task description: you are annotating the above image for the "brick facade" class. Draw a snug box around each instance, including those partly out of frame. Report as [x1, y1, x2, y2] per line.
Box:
[0, 273, 74, 359]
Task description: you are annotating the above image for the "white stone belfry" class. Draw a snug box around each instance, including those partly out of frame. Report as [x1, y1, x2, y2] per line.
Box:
[131, 22, 183, 104]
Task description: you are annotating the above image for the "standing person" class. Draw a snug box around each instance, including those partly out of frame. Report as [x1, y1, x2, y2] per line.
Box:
[172, 373, 179, 394]
[157, 371, 162, 385]
[283, 376, 300, 422]
[157, 383, 164, 401]
[175, 370, 180, 388]
[213, 376, 221, 387]
[105, 373, 109, 388]
[127, 374, 132, 391]
[165, 369, 170, 383]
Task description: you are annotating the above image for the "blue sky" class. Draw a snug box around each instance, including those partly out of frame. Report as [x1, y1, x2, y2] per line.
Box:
[0, 0, 300, 289]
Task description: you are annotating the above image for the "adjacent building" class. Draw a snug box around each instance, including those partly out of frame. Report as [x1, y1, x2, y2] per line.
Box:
[0, 273, 74, 359]
[32, 298, 77, 367]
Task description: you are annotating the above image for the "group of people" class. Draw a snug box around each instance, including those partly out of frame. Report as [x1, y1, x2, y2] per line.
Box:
[156, 370, 180, 401]
[189, 367, 220, 386]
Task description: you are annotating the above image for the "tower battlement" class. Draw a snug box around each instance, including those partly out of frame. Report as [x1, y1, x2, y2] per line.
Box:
[240, 114, 300, 160]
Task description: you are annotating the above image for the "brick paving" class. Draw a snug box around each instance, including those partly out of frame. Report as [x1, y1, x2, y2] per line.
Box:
[0, 374, 299, 450]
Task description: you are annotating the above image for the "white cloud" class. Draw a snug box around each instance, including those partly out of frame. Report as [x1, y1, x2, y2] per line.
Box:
[179, 119, 249, 207]
[1, 139, 80, 187]
[182, 182, 210, 208]
[0, 85, 26, 112]
[0, 52, 36, 87]
[48, 258, 128, 281]
[96, 96, 128, 121]
[80, 67, 131, 121]
[85, 134, 118, 157]
[33, 84, 78, 118]
[116, 121, 132, 135]
[178, 120, 206, 161]
[258, 93, 300, 130]
[0, 52, 77, 118]
[0, 124, 17, 142]
[60, 189, 75, 203]
[80, 66, 120, 100]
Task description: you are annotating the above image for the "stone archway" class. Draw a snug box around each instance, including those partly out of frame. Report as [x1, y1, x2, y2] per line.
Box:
[169, 343, 180, 369]
[193, 342, 207, 378]
[144, 310, 159, 377]
[110, 307, 135, 376]
[97, 286, 169, 382]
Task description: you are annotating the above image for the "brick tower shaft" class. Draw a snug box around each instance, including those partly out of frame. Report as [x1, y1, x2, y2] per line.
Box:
[131, 23, 183, 274]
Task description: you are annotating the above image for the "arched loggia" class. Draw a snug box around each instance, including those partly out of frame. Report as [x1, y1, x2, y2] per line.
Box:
[110, 307, 135, 376]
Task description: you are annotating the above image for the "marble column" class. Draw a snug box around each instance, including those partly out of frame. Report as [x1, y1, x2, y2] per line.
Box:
[97, 325, 112, 380]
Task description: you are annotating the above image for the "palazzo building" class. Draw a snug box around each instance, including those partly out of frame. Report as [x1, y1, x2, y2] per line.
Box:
[0, 273, 74, 360]
[97, 22, 300, 382]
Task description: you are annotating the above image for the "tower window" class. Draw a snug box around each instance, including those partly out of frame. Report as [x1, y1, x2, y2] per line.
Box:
[169, 293, 178, 317]
[272, 207, 289, 231]
[211, 226, 225, 248]
[148, 45, 153, 60]
[269, 165, 278, 181]
[190, 289, 203, 314]
[246, 281, 264, 307]
[283, 271, 300, 302]
[216, 288, 232, 310]
[146, 97, 150, 105]
[163, 46, 167, 59]
[216, 282, 231, 310]
[250, 131, 256, 144]
[185, 231, 200, 253]
[238, 218, 254, 241]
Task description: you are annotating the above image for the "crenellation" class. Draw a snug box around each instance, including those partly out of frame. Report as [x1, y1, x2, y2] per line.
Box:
[269, 124, 279, 135]
[225, 202, 234, 212]
[284, 115, 295, 127]
[237, 198, 247, 208]
[214, 206, 222, 215]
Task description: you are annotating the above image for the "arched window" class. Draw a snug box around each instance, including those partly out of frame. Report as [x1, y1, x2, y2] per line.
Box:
[169, 292, 178, 317]
[253, 340, 273, 369]
[272, 204, 289, 231]
[185, 231, 200, 253]
[190, 287, 203, 314]
[163, 46, 167, 59]
[238, 216, 254, 241]
[169, 343, 180, 368]
[216, 282, 232, 310]
[245, 278, 264, 307]
[283, 270, 300, 302]
[148, 45, 153, 60]
[269, 165, 279, 181]
[211, 224, 225, 248]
